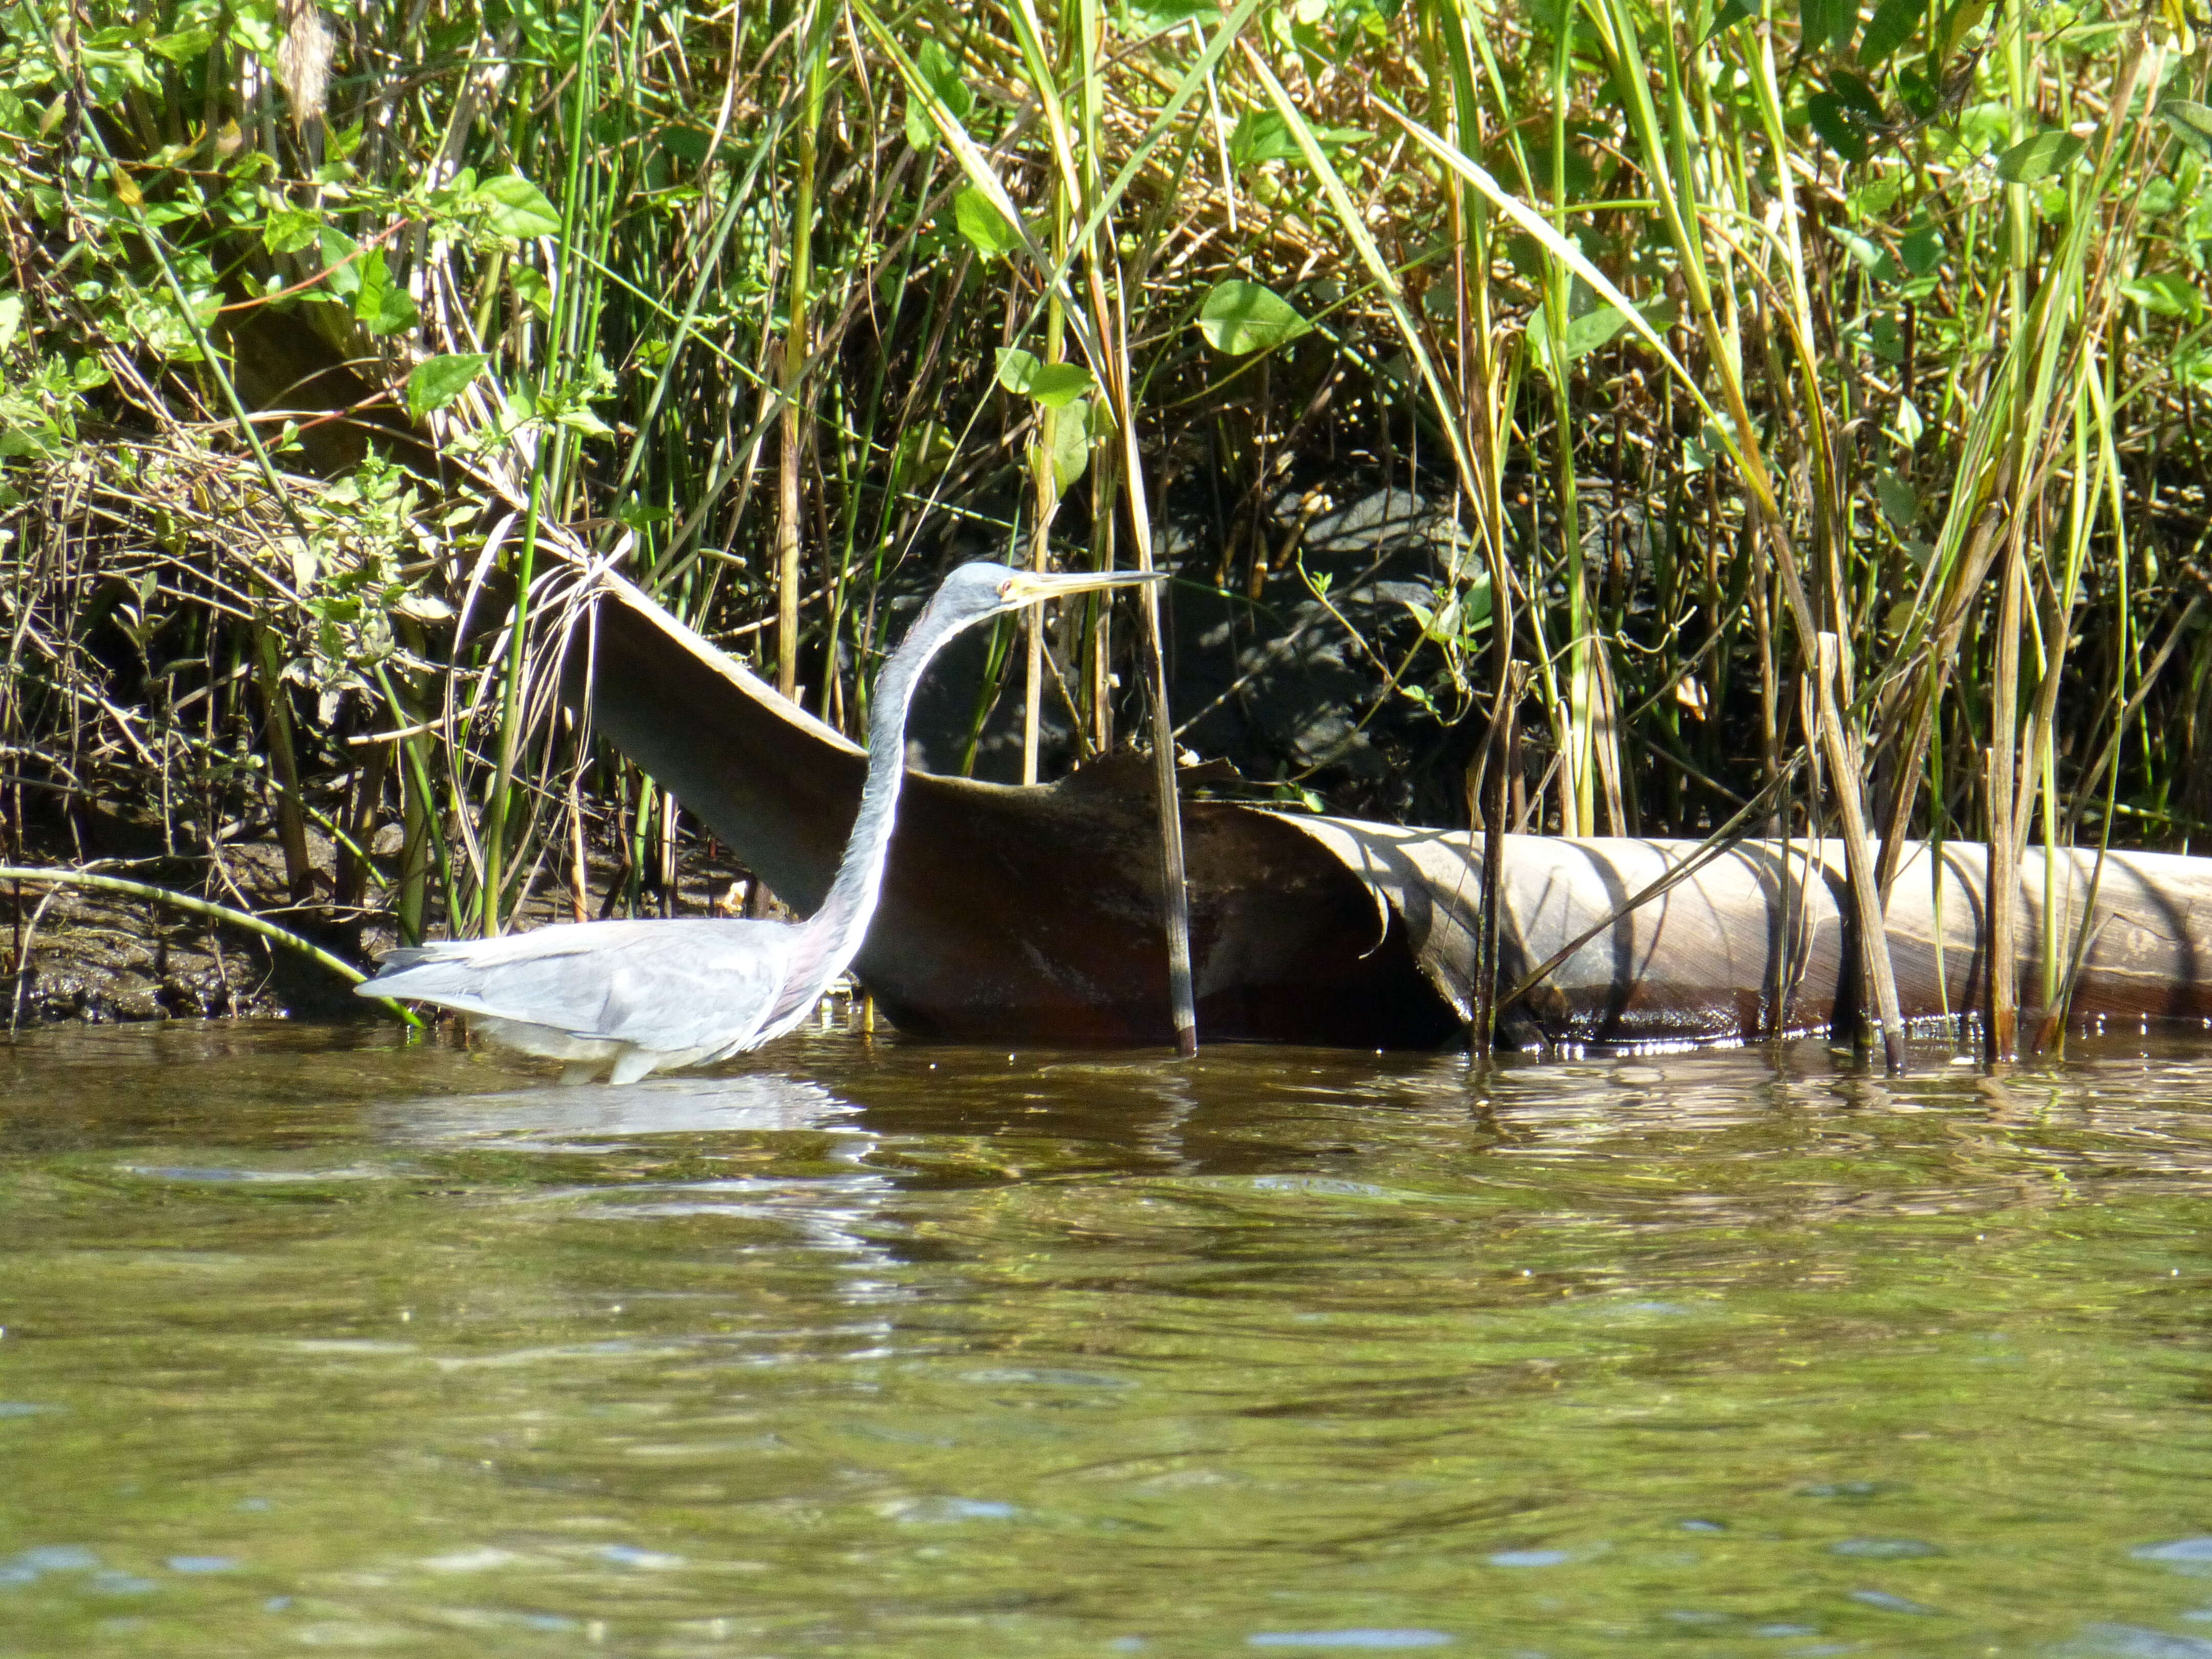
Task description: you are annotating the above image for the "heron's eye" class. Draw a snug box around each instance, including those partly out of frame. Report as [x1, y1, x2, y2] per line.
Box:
[997, 579, 1017, 600]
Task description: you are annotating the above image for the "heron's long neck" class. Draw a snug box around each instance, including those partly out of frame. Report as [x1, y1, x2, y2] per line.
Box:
[789, 610, 950, 988]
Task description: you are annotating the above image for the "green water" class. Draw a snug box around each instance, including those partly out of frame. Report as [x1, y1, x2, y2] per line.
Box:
[3, 1024, 2212, 1657]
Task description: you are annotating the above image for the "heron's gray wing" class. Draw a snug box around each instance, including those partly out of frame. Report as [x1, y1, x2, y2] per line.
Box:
[360, 919, 797, 1053]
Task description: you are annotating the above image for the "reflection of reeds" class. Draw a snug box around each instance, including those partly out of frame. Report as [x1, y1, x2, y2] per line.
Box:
[2, 0, 2207, 1057]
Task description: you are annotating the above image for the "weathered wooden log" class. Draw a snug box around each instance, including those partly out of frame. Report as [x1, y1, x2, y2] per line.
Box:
[582, 575, 2212, 1048]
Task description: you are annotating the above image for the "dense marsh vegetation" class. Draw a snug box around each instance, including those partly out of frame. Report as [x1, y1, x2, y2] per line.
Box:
[0, 0, 2207, 1049]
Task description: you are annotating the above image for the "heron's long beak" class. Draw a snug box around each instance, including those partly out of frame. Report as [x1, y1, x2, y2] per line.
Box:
[1001, 567, 1168, 610]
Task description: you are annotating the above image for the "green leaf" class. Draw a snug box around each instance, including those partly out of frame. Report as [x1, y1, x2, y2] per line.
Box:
[1528, 296, 1674, 378]
[1701, 0, 1754, 44]
[1230, 110, 1301, 168]
[263, 205, 322, 255]
[890, 418, 956, 492]
[1526, 140, 1598, 202]
[1558, 306, 1630, 357]
[995, 346, 1042, 394]
[2158, 98, 2212, 159]
[1994, 129, 2084, 183]
[1044, 395, 1096, 495]
[1876, 467, 1919, 528]
[318, 228, 362, 299]
[998, 347, 1099, 409]
[1890, 396, 1924, 448]
[1120, 0, 1220, 36]
[228, 7, 276, 55]
[476, 173, 561, 240]
[953, 187, 1024, 259]
[1461, 569, 1493, 633]
[1830, 225, 1897, 280]
[1029, 361, 1095, 407]
[150, 25, 214, 62]
[917, 38, 972, 114]
[659, 124, 715, 166]
[1800, 0, 1856, 51]
[907, 38, 973, 148]
[1227, 111, 1367, 172]
[511, 266, 553, 319]
[1894, 65, 1938, 119]
[1859, 0, 1923, 63]
[1830, 71, 1885, 126]
[1932, 0, 1989, 65]
[1526, 304, 1609, 369]
[327, 120, 365, 163]
[406, 353, 490, 418]
[352, 249, 420, 335]
[1196, 279, 1312, 355]
[2120, 272, 2204, 322]
[1807, 92, 1871, 163]
[1900, 222, 1943, 275]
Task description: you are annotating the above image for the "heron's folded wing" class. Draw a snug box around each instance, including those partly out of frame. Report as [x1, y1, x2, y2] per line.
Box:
[583, 924, 798, 1050]
[366, 919, 796, 1052]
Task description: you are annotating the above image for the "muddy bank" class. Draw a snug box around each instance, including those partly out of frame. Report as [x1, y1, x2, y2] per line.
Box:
[4, 846, 310, 1027]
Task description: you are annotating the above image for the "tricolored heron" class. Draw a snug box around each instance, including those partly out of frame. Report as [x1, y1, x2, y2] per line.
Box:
[355, 561, 1164, 1081]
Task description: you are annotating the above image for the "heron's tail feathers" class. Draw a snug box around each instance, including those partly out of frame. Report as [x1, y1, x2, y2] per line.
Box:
[353, 929, 593, 1001]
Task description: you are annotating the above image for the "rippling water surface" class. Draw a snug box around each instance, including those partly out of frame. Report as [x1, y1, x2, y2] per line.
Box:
[4, 1022, 2212, 1656]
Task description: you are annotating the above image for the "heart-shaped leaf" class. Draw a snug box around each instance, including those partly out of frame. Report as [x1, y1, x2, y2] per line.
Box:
[1229, 111, 1301, 169]
[2121, 272, 2204, 322]
[263, 205, 321, 255]
[1226, 111, 1367, 172]
[1701, 0, 1754, 44]
[1528, 295, 1675, 377]
[1029, 361, 1095, 407]
[1859, 0, 1923, 63]
[406, 353, 490, 418]
[954, 187, 1024, 259]
[1900, 222, 1943, 275]
[2159, 98, 2212, 158]
[996, 346, 1042, 393]
[1800, 0, 1857, 51]
[511, 266, 553, 319]
[151, 25, 214, 62]
[906, 38, 972, 149]
[1876, 467, 1919, 528]
[352, 248, 419, 335]
[904, 101, 935, 153]
[1196, 279, 1311, 355]
[1050, 395, 1096, 495]
[1829, 225, 1897, 280]
[1120, 0, 1220, 37]
[1808, 92, 1871, 163]
[1994, 128, 2084, 183]
[476, 173, 561, 240]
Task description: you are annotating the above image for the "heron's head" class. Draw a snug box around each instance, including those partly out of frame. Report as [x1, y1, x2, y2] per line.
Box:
[928, 560, 1168, 630]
